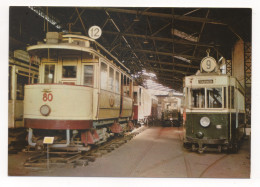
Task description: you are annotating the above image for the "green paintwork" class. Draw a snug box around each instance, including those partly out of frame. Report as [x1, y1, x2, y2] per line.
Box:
[186, 113, 230, 140]
[185, 112, 245, 142]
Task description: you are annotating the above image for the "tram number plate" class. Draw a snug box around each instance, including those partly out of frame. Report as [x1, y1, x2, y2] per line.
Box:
[43, 93, 53, 102]
[88, 26, 102, 39]
[198, 79, 213, 84]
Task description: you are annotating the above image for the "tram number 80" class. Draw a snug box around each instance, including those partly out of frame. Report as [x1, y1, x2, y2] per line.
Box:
[43, 93, 53, 102]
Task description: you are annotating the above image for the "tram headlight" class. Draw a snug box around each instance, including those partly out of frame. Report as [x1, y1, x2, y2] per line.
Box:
[196, 131, 204, 139]
[200, 116, 210, 127]
[40, 105, 51, 116]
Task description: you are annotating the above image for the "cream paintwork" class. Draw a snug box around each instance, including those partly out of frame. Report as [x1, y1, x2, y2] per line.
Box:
[121, 97, 133, 117]
[24, 84, 94, 120]
[184, 73, 245, 113]
[25, 33, 134, 123]
[133, 86, 152, 121]
[98, 90, 120, 119]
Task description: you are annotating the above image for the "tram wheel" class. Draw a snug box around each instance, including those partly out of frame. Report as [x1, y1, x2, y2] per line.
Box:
[232, 143, 239, 153]
[191, 144, 196, 152]
[218, 145, 222, 153]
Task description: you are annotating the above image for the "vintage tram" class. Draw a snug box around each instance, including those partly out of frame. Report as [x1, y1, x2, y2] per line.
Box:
[133, 86, 159, 126]
[24, 32, 134, 151]
[159, 95, 182, 127]
[9, 50, 39, 129]
[8, 50, 39, 149]
[183, 52, 246, 153]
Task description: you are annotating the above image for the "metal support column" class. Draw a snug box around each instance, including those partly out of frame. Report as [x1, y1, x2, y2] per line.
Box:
[226, 60, 232, 76]
[244, 42, 251, 127]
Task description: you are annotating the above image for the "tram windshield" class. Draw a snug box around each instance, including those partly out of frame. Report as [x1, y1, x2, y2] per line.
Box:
[190, 87, 224, 109]
[191, 88, 205, 108]
[207, 88, 222, 108]
[44, 64, 55, 83]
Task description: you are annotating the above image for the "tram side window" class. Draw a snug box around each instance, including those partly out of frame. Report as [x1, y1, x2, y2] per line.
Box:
[191, 88, 205, 108]
[126, 78, 130, 96]
[83, 65, 94, 87]
[115, 71, 120, 93]
[224, 87, 227, 108]
[129, 79, 133, 97]
[229, 86, 235, 109]
[133, 92, 138, 104]
[139, 87, 142, 105]
[108, 67, 114, 91]
[44, 64, 55, 83]
[123, 75, 127, 96]
[16, 74, 29, 100]
[207, 88, 222, 108]
[101, 62, 107, 90]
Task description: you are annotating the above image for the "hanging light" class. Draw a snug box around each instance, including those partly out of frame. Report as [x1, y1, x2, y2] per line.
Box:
[143, 39, 149, 44]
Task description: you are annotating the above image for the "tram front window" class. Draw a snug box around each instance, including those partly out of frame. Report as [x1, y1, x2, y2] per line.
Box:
[207, 88, 222, 108]
[44, 64, 55, 83]
[191, 88, 205, 108]
[62, 66, 77, 78]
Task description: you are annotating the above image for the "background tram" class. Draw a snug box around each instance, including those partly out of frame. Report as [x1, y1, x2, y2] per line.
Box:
[8, 50, 39, 151]
[9, 50, 39, 129]
[133, 85, 158, 126]
[157, 94, 182, 127]
[183, 53, 246, 153]
[24, 32, 134, 151]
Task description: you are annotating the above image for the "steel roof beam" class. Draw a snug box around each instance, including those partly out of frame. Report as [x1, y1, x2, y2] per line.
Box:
[151, 67, 193, 75]
[147, 60, 199, 69]
[103, 31, 216, 48]
[92, 8, 227, 25]
[156, 73, 184, 81]
[133, 49, 201, 61]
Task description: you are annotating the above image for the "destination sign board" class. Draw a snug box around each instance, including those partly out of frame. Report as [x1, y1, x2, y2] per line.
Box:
[198, 79, 214, 84]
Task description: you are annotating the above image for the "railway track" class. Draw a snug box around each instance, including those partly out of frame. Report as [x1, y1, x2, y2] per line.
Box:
[23, 126, 147, 169]
[176, 127, 230, 178]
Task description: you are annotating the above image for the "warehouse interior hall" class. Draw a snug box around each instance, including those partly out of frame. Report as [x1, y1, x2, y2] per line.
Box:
[3, 2, 258, 186]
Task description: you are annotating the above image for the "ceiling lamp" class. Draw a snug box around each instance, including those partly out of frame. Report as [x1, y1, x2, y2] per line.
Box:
[143, 39, 149, 44]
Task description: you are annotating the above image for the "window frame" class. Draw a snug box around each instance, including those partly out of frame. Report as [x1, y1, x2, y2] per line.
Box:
[61, 57, 78, 80]
[188, 86, 227, 109]
[100, 61, 108, 90]
[82, 63, 95, 87]
[43, 63, 56, 84]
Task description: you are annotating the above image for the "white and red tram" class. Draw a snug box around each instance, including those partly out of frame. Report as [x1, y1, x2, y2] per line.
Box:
[24, 32, 134, 151]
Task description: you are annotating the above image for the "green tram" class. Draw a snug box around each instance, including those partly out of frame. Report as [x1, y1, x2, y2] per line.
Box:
[183, 53, 246, 153]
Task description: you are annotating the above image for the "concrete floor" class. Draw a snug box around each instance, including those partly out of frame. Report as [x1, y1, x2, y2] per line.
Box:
[8, 126, 250, 178]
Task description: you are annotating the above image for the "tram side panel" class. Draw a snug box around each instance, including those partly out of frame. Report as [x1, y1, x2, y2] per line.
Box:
[133, 86, 153, 125]
[8, 51, 39, 129]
